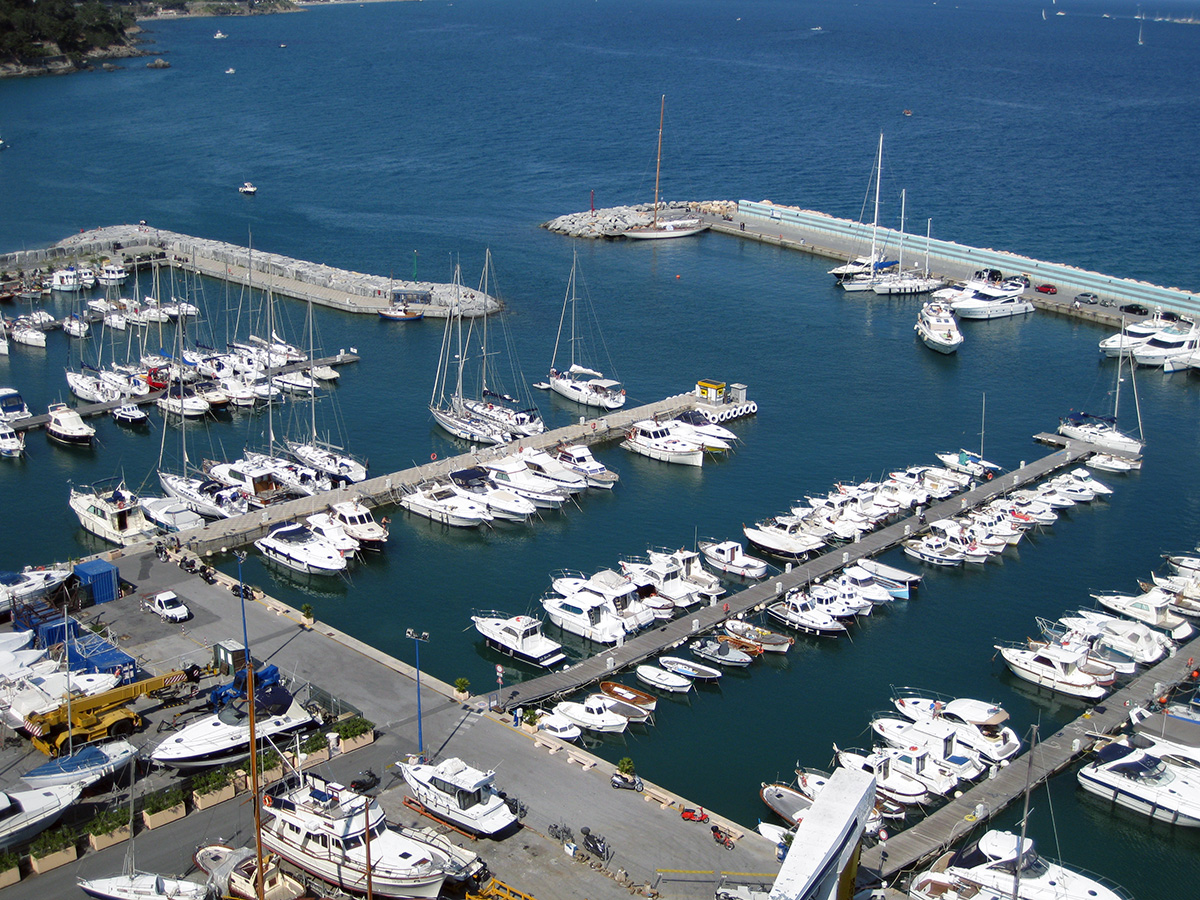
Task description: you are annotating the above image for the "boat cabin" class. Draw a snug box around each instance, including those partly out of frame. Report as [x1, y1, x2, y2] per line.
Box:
[426, 758, 496, 811]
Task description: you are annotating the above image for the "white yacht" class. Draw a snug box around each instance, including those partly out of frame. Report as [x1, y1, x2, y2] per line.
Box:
[1057, 416, 1143, 457]
[471, 611, 567, 667]
[50, 267, 81, 292]
[398, 758, 517, 836]
[1131, 320, 1200, 367]
[261, 772, 457, 898]
[541, 586, 632, 644]
[1090, 588, 1192, 640]
[9, 320, 46, 348]
[288, 438, 369, 484]
[305, 513, 361, 557]
[0, 388, 33, 423]
[254, 522, 349, 575]
[743, 516, 826, 559]
[918, 830, 1130, 900]
[834, 746, 930, 805]
[3, 670, 121, 729]
[619, 554, 702, 608]
[550, 568, 657, 629]
[546, 255, 626, 409]
[553, 443, 619, 489]
[156, 384, 210, 418]
[1078, 742, 1200, 828]
[949, 280, 1034, 319]
[0, 422, 24, 458]
[662, 417, 732, 453]
[205, 457, 297, 508]
[400, 482, 493, 527]
[151, 690, 312, 769]
[994, 641, 1111, 698]
[97, 262, 127, 286]
[45, 403, 96, 446]
[914, 301, 963, 354]
[68, 481, 159, 546]
[484, 459, 570, 508]
[620, 420, 703, 466]
[902, 534, 965, 567]
[240, 449, 333, 497]
[449, 467, 536, 521]
[1055, 611, 1170, 666]
[870, 715, 985, 782]
[329, 499, 389, 548]
[0, 782, 83, 853]
[511, 447, 587, 493]
[0, 566, 73, 610]
[648, 547, 725, 600]
[1098, 310, 1174, 358]
[892, 690, 1021, 764]
[698, 539, 769, 578]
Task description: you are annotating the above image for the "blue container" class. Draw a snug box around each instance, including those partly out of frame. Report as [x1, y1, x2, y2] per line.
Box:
[74, 559, 119, 605]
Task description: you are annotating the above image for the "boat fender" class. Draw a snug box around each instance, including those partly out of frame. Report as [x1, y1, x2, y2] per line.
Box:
[264, 795, 273, 807]
[749, 401, 757, 414]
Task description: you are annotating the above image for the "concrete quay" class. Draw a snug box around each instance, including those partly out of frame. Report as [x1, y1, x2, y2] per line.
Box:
[0, 547, 782, 900]
[0, 225, 500, 318]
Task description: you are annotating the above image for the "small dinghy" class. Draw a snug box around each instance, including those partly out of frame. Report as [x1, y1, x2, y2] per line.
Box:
[635, 664, 692, 693]
[659, 656, 721, 682]
[689, 637, 752, 667]
[760, 781, 817, 825]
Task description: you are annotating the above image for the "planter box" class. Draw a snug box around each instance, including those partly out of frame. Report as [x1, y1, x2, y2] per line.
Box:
[520, 722, 538, 734]
[87, 825, 131, 852]
[259, 766, 283, 786]
[299, 747, 330, 768]
[192, 783, 236, 810]
[339, 731, 375, 753]
[454, 690, 470, 702]
[0, 866, 20, 889]
[142, 803, 185, 830]
[28, 845, 76, 874]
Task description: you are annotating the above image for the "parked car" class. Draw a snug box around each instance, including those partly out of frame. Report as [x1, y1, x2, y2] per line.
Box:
[1120, 303, 1149, 316]
[1074, 292, 1099, 305]
[1161, 310, 1181, 322]
[1035, 283, 1057, 295]
[1009, 274, 1031, 288]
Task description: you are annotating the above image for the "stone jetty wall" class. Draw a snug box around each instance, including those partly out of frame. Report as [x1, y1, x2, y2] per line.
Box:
[543, 200, 736, 238]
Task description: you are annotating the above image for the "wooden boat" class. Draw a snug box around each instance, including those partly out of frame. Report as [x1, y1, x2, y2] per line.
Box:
[723, 619, 793, 653]
[716, 634, 765, 656]
[599, 681, 657, 712]
[379, 305, 424, 322]
[760, 781, 818, 825]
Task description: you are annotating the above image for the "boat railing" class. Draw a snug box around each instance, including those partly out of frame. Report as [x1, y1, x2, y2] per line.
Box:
[471, 609, 524, 624]
[548, 569, 588, 585]
[890, 685, 957, 707]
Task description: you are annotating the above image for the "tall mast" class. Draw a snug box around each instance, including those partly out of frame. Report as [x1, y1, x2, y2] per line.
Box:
[924, 218, 932, 279]
[652, 94, 665, 228]
[868, 133, 883, 281]
[898, 188, 906, 272]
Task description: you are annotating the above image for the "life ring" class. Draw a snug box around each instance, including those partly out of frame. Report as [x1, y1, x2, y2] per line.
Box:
[591, 422, 597, 431]
[909, 746, 919, 751]
[264, 795, 273, 807]
[430, 453, 437, 460]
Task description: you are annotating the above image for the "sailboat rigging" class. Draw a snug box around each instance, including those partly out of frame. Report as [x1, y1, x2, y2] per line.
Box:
[1057, 329, 1145, 457]
[623, 95, 708, 240]
[840, 134, 893, 292]
[545, 252, 627, 410]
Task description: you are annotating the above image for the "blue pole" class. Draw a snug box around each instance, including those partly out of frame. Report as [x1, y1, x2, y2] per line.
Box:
[414, 635, 423, 757]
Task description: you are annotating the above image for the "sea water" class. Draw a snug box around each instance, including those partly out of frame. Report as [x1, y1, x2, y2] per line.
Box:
[1, 0, 1199, 891]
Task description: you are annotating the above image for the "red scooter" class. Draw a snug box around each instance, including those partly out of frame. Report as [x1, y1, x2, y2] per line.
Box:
[680, 806, 709, 823]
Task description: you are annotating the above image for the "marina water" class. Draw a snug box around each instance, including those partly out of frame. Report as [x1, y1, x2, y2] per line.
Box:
[2, 1, 1200, 892]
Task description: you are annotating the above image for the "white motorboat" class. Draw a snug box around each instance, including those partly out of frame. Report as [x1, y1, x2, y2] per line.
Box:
[305, 512, 361, 557]
[1034, 619, 1139, 675]
[994, 641, 1111, 699]
[50, 266, 81, 292]
[0, 565, 72, 609]
[723, 619, 793, 653]
[920, 829, 1130, 900]
[927, 519, 994, 562]
[69, 481, 159, 546]
[634, 664, 692, 693]
[22, 739, 137, 790]
[619, 554, 702, 609]
[136, 497, 205, 533]
[97, 261, 127, 286]
[0, 782, 81, 851]
[902, 534, 965, 567]
[743, 516, 826, 559]
[554, 443, 619, 489]
[194, 844, 306, 900]
[2, 670, 119, 730]
[239, 182, 257, 194]
[511, 447, 587, 492]
[809, 581, 871, 619]
[857, 558, 922, 599]
[547, 255, 626, 409]
[1078, 741, 1200, 827]
[1131, 320, 1200, 367]
[450, 467, 537, 521]
[400, 482, 493, 527]
[0, 388, 33, 422]
[484, 459, 570, 508]
[873, 744, 961, 797]
[766, 591, 847, 637]
[870, 715, 985, 783]
[950, 280, 1034, 319]
[399, 757, 517, 835]
[1058, 609, 1172, 664]
[834, 566, 895, 605]
[648, 547, 725, 600]
[254, 522, 349, 575]
[111, 402, 149, 426]
[45, 403, 96, 445]
[0, 421, 24, 458]
[915, 301, 963, 353]
[620, 420, 703, 466]
[1098, 309, 1174, 357]
[698, 539, 769, 578]
[553, 696, 628, 732]
[151, 688, 312, 769]
[238, 449, 333, 497]
[690, 637, 752, 667]
[534, 711, 581, 741]
[1061, 466, 1113, 495]
[551, 568, 656, 629]
[835, 745, 930, 805]
[1090, 588, 1193, 640]
[471, 611, 567, 667]
[892, 690, 1021, 764]
[329, 499, 389, 548]
[662, 416, 731, 452]
[261, 771, 455, 898]
[541, 586, 631, 644]
[936, 448, 1000, 478]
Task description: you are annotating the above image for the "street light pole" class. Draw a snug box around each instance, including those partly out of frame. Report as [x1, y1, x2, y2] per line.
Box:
[406, 628, 430, 758]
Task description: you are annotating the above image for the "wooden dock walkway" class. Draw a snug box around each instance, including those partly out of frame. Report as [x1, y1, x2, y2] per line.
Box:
[171, 392, 702, 557]
[494, 441, 1093, 712]
[859, 631, 1200, 883]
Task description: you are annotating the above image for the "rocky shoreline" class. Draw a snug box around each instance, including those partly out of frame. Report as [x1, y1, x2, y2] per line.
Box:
[543, 200, 736, 238]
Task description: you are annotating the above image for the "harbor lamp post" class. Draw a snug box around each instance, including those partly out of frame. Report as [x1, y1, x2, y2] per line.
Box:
[407, 628, 430, 758]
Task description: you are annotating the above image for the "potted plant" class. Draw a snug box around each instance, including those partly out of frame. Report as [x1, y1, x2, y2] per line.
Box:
[453, 677, 471, 702]
[333, 716, 376, 752]
[0, 851, 20, 889]
[521, 708, 540, 734]
[27, 827, 77, 874]
[84, 807, 132, 852]
[301, 603, 314, 627]
[299, 731, 330, 767]
[617, 757, 636, 777]
[141, 786, 187, 830]
[191, 766, 236, 810]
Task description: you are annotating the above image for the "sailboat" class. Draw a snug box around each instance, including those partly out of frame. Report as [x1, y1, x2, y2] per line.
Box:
[873, 208, 942, 295]
[840, 134, 893, 292]
[76, 760, 208, 900]
[623, 95, 708, 240]
[1058, 329, 1145, 456]
[545, 253, 627, 410]
[429, 264, 514, 445]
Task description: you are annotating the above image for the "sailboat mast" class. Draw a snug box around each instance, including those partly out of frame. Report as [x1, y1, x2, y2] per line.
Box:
[550, 255, 573, 371]
[1012, 725, 1038, 900]
[869, 133, 883, 279]
[308, 296, 317, 442]
[652, 94, 665, 228]
[924, 219, 932, 279]
[980, 392, 986, 460]
[898, 188, 906, 272]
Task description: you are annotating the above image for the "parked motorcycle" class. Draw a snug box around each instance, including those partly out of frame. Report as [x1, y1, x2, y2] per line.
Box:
[680, 806, 709, 823]
[711, 825, 735, 850]
[610, 772, 643, 792]
[579, 826, 611, 862]
[350, 769, 380, 792]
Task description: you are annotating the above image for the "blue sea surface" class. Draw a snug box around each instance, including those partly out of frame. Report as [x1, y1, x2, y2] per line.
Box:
[2, 0, 1200, 892]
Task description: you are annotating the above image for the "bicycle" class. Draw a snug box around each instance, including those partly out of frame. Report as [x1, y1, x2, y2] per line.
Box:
[547, 823, 573, 844]
[504, 795, 528, 819]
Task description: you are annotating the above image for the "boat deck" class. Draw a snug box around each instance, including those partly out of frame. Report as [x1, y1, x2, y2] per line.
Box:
[857, 630, 1200, 883]
[496, 440, 1094, 712]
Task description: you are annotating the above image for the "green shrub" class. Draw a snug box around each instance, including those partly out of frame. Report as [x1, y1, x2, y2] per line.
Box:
[191, 765, 234, 795]
[83, 807, 130, 836]
[300, 731, 329, 753]
[333, 716, 374, 741]
[454, 677, 471, 693]
[31, 826, 75, 857]
[617, 757, 636, 776]
[301, 603, 314, 621]
[522, 708, 540, 726]
[255, 748, 282, 774]
[142, 786, 185, 815]
[0, 850, 20, 871]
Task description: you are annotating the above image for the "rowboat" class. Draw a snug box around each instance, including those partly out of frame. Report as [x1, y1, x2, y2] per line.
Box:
[635, 664, 692, 693]
[599, 681, 658, 712]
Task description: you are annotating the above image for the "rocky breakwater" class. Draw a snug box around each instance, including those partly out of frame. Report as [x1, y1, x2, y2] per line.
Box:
[544, 200, 735, 238]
